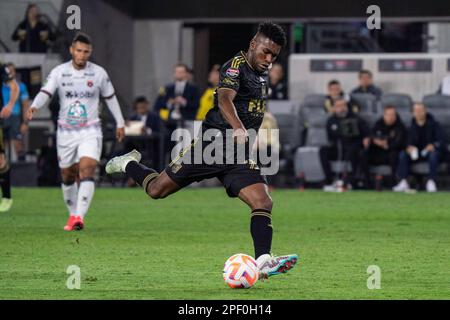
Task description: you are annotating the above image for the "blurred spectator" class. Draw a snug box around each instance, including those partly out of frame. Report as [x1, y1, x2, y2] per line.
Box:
[1, 63, 30, 161]
[351, 69, 383, 99]
[124, 96, 164, 178]
[127, 96, 162, 135]
[11, 3, 55, 53]
[268, 63, 287, 100]
[393, 103, 446, 193]
[320, 98, 370, 191]
[324, 80, 351, 113]
[361, 105, 407, 186]
[196, 64, 220, 121]
[153, 63, 200, 124]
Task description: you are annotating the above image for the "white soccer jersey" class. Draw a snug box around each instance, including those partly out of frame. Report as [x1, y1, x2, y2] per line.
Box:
[40, 61, 117, 128]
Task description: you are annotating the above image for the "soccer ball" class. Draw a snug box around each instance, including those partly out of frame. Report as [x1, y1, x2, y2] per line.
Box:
[223, 253, 259, 289]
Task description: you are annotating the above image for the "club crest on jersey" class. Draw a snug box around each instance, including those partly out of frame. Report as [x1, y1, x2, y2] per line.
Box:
[87, 80, 94, 87]
[226, 67, 240, 78]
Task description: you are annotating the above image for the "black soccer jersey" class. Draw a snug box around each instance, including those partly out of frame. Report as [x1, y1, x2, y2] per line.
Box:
[203, 51, 268, 134]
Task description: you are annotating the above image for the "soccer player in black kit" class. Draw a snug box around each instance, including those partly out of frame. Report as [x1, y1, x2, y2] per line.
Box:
[107, 22, 298, 279]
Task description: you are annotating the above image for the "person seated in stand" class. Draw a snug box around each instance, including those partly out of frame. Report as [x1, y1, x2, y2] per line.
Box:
[393, 103, 446, 193]
[320, 98, 370, 192]
[324, 80, 355, 114]
[360, 105, 406, 187]
[351, 69, 383, 99]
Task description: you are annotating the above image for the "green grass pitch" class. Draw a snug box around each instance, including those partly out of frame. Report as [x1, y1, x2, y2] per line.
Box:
[0, 187, 449, 299]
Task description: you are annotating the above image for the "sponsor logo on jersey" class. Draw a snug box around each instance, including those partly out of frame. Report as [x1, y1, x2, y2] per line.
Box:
[62, 73, 73, 77]
[225, 67, 240, 78]
[84, 72, 95, 76]
[65, 91, 95, 99]
[87, 80, 94, 87]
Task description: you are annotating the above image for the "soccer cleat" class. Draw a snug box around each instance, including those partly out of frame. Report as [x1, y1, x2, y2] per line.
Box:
[0, 198, 13, 212]
[105, 149, 142, 174]
[64, 215, 77, 231]
[256, 254, 299, 279]
[72, 216, 84, 231]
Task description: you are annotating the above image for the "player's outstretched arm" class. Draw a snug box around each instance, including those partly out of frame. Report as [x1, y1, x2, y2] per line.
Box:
[217, 88, 248, 144]
[104, 95, 125, 142]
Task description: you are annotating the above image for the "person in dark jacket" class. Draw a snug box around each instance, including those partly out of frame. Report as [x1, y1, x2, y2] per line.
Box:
[268, 63, 287, 100]
[361, 105, 407, 186]
[351, 69, 383, 99]
[393, 103, 446, 192]
[11, 4, 55, 53]
[153, 63, 200, 125]
[320, 98, 370, 191]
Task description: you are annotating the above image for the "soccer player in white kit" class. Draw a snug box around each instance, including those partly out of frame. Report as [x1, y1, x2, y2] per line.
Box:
[27, 33, 125, 231]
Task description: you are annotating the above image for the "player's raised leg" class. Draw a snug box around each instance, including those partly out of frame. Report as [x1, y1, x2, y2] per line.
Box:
[61, 164, 79, 230]
[238, 183, 298, 279]
[106, 149, 180, 199]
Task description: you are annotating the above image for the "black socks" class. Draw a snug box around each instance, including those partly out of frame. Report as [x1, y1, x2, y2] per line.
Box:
[125, 161, 159, 192]
[250, 208, 273, 259]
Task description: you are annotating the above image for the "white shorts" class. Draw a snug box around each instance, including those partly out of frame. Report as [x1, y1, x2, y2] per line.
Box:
[56, 125, 103, 168]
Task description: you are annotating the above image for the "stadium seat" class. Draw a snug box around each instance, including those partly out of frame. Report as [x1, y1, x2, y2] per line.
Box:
[268, 100, 303, 154]
[293, 95, 329, 183]
[411, 162, 447, 175]
[380, 93, 413, 126]
[350, 93, 379, 127]
[423, 94, 450, 140]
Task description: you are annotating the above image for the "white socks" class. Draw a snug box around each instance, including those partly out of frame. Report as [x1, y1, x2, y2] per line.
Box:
[62, 177, 96, 218]
[76, 179, 95, 219]
[62, 182, 78, 215]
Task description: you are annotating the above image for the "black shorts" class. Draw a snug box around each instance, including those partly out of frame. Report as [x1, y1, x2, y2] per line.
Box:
[164, 139, 267, 197]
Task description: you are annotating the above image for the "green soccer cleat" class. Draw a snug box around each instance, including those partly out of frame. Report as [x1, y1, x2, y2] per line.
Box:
[0, 198, 13, 212]
[256, 254, 299, 279]
[105, 149, 142, 174]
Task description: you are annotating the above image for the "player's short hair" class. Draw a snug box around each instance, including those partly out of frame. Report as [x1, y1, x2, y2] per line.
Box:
[72, 32, 92, 45]
[328, 79, 340, 87]
[257, 21, 287, 47]
[359, 69, 373, 78]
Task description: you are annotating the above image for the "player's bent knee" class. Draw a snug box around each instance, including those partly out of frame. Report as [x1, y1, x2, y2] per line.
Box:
[251, 196, 273, 212]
